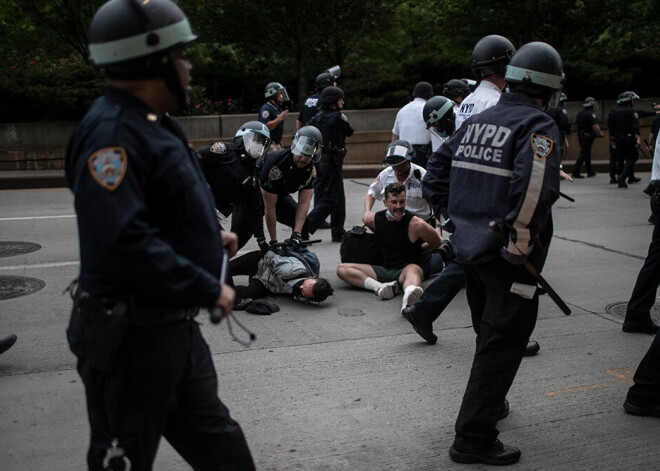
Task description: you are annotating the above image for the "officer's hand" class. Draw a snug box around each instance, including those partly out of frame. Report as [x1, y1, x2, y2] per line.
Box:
[221, 231, 239, 257]
[269, 240, 279, 251]
[560, 169, 573, 182]
[290, 231, 304, 250]
[499, 247, 526, 266]
[258, 239, 271, 256]
[280, 110, 289, 120]
[215, 284, 235, 318]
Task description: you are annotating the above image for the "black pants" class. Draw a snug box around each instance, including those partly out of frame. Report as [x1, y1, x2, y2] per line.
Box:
[625, 196, 660, 325]
[231, 200, 264, 250]
[68, 313, 255, 470]
[413, 259, 465, 322]
[454, 257, 538, 449]
[615, 139, 638, 182]
[626, 331, 660, 407]
[574, 135, 595, 175]
[230, 251, 270, 300]
[276, 194, 309, 239]
[307, 160, 346, 240]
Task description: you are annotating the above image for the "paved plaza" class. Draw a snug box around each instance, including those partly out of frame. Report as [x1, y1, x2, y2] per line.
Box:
[1, 174, 659, 470]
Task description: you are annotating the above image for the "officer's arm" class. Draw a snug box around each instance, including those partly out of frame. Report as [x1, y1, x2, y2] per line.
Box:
[261, 188, 278, 242]
[593, 123, 604, 137]
[504, 127, 560, 258]
[363, 193, 376, 220]
[411, 217, 442, 253]
[363, 211, 376, 231]
[294, 188, 313, 233]
[422, 144, 453, 220]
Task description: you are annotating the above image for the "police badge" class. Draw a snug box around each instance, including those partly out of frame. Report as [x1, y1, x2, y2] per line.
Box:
[268, 166, 283, 181]
[210, 142, 226, 154]
[87, 147, 127, 191]
[530, 134, 553, 160]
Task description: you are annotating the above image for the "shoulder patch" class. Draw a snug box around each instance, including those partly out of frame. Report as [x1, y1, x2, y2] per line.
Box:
[530, 134, 553, 160]
[340, 113, 349, 122]
[592, 113, 597, 119]
[210, 142, 226, 154]
[261, 110, 271, 120]
[87, 147, 127, 191]
[268, 166, 283, 181]
[634, 112, 639, 119]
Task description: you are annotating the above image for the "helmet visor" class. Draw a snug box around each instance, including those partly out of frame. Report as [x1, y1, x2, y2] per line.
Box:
[383, 144, 411, 166]
[243, 131, 271, 159]
[276, 88, 290, 103]
[291, 135, 322, 162]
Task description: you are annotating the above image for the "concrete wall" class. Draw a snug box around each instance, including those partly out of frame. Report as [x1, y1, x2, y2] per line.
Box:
[1, 100, 657, 172]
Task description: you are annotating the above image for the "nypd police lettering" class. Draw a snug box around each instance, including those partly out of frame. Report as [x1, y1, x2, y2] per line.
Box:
[455, 123, 511, 162]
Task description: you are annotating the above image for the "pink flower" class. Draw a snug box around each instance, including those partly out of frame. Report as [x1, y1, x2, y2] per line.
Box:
[30, 60, 35, 64]
[25, 54, 30, 58]
[195, 105, 201, 109]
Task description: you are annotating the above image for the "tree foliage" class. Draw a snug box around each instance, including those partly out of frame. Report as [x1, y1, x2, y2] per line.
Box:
[1, 0, 658, 123]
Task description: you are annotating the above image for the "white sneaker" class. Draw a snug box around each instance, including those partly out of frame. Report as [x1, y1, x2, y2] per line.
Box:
[402, 286, 423, 308]
[377, 280, 400, 300]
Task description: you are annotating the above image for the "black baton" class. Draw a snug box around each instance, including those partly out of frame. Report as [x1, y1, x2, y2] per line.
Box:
[489, 222, 571, 315]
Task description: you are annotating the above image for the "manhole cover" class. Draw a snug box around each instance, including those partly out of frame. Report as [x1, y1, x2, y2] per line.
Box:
[338, 307, 365, 317]
[606, 302, 660, 323]
[0, 276, 46, 300]
[0, 241, 41, 258]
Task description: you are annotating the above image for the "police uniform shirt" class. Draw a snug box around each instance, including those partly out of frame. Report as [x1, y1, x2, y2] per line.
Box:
[608, 105, 640, 138]
[259, 101, 285, 144]
[65, 87, 223, 307]
[576, 109, 598, 136]
[392, 98, 431, 145]
[311, 109, 355, 149]
[298, 93, 320, 126]
[367, 163, 431, 220]
[259, 148, 316, 195]
[197, 141, 264, 241]
[425, 91, 560, 267]
[652, 133, 660, 181]
[454, 80, 502, 130]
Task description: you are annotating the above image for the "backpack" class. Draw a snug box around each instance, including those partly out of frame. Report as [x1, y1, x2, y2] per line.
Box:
[339, 226, 384, 265]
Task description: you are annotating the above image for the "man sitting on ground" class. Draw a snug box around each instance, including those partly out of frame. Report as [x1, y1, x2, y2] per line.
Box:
[337, 182, 442, 313]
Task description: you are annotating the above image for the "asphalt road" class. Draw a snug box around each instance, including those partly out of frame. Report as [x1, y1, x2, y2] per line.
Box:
[1, 175, 659, 470]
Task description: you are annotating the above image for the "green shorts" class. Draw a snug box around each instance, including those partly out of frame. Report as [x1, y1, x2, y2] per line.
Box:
[371, 265, 403, 283]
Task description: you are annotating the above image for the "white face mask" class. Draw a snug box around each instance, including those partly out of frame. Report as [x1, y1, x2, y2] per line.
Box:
[243, 133, 269, 159]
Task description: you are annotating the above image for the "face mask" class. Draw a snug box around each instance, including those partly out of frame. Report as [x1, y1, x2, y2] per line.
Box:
[386, 209, 396, 219]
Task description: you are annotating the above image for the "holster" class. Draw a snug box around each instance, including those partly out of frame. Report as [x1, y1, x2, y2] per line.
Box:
[330, 145, 347, 167]
[69, 281, 128, 372]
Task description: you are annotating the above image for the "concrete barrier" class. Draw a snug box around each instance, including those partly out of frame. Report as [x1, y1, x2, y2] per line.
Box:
[1, 100, 657, 184]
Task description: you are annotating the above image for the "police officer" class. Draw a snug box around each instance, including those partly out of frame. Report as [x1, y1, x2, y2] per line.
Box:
[198, 121, 271, 251]
[259, 125, 322, 245]
[423, 95, 456, 153]
[573, 97, 604, 178]
[454, 34, 516, 130]
[442, 79, 470, 107]
[426, 42, 563, 465]
[609, 91, 642, 187]
[64, 1, 255, 469]
[306, 86, 355, 241]
[546, 92, 571, 159]
[259, 82, 290, 150]
[392, 81, 434, 168]
[296, 65, 341, 130]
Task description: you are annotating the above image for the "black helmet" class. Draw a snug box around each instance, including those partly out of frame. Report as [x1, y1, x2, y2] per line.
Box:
[88, 0, 197, 105]
[617, 91, 640, 104]
[413, 81, 434, 100]
[234, 121, 271, 159]
[471, 34, 516, 79]
[291, 126, 323, 162]
[583, 96, 596, 107]
[320, 86, 344, 105]
[265, 82, 290, 104]
[383, 140, 415, 167]
[315, 72, 334, 91]
[442, 79, 470, 101]
[505, 41, 564, 105]
[423, 96, 456, 139]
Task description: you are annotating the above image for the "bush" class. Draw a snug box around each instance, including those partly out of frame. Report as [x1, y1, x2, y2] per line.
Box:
[0, 49, 104, 123]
